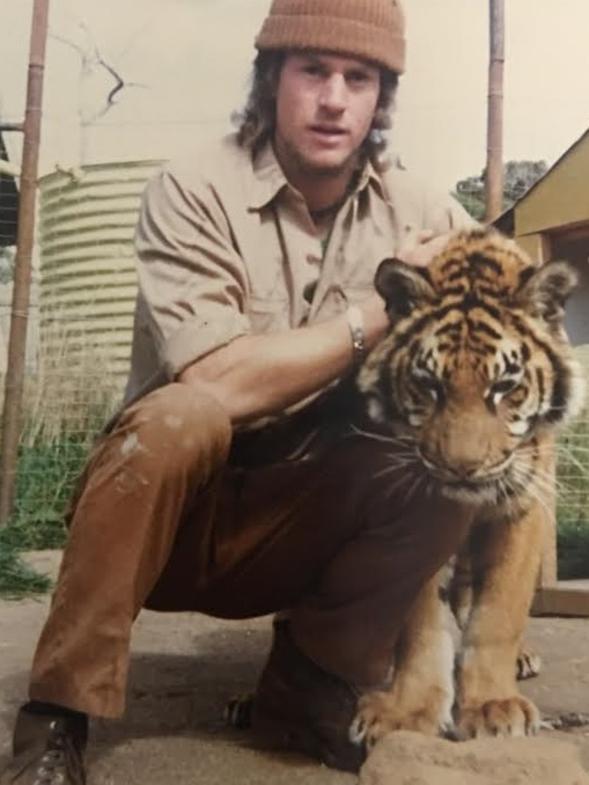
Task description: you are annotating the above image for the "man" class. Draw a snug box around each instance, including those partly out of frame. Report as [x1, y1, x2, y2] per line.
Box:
[3, 1, 476, 782]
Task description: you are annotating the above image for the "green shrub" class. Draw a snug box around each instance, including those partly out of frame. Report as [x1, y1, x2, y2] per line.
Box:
[0, 539, 52, 598]
[0, 436, 91, 597]
[8, 438, 90, 549]
[0, 326, 122, 597]
[557, 520, 589, 580]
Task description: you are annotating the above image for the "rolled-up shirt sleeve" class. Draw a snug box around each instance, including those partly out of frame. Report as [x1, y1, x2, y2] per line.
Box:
[134, 163, 251, 379]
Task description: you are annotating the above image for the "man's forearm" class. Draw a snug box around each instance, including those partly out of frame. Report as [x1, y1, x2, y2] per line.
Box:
[178, 295, 389, 425]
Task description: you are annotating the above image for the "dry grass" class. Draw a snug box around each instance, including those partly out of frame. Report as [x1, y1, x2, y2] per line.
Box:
[21, 316, 123, 446]
[0, 320, 124, 596]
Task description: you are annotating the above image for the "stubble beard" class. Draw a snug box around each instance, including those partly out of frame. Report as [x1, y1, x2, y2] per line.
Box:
[279, 135, 361, 182]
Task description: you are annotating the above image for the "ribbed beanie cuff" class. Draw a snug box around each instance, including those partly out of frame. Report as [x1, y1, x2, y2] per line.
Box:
[255, 0, 406, 74]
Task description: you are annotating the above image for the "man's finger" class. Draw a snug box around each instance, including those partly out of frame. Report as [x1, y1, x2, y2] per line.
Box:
[397, 232, 452, 268]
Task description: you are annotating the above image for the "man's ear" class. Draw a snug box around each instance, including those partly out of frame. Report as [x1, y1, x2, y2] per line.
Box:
[515, 261, 578, 327]
[375, 257, 436, 322]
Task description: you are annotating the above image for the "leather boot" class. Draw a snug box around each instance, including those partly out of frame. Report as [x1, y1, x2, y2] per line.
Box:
[1, 704, 87, 785]
[249, 620, 366, 772]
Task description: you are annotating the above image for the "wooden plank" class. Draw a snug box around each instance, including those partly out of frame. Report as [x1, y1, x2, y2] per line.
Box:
[532, 584, 589, 617]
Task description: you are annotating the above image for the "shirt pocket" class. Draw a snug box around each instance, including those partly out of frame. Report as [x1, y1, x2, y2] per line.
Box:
[247, 295, 289, 333]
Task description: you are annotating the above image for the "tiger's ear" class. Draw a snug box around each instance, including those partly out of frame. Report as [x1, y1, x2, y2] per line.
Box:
[375, 258, 436, 321]
[516, 261, 578, 326]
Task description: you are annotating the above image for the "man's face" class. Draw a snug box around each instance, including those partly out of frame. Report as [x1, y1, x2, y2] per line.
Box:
[274, 52, 381, 180]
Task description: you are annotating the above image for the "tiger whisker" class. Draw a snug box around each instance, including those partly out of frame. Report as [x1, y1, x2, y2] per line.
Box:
[402, 472, 426, 504]
[512, 463, 564, 494]
[524, 485, 553, 518]
[350, 425, 414, 446]
[385, 476, 414, 499]
[373, 459, 419, 481]
[385, 452, 419, 462]
[507, 464, 545, 498]
[508, 469, 552, 514]
[383, 470, 422, 501]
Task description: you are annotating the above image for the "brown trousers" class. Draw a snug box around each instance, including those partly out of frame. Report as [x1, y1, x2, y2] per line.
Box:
[29, 383, 475, 718]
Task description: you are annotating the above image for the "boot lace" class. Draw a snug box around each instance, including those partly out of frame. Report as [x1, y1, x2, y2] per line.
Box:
[30, 720, 85, 785]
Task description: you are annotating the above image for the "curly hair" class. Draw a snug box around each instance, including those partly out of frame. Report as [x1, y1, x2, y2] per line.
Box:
[235, 51, 399, 169]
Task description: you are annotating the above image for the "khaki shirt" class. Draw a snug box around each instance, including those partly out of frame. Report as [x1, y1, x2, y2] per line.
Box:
[126, 134, 471, 410]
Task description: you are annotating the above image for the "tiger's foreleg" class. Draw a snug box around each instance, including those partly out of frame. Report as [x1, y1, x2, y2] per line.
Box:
[455, 503, 547, 738]
[349, 569, 457, 749]
[451, 544, 542, 688]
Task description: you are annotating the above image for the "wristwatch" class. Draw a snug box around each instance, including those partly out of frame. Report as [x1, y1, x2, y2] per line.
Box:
[345, 305, 366, 365]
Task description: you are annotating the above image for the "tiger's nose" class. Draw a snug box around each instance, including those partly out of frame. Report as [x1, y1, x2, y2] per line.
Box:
[446, 460, 482, 480]
[420, 447, 483, 480]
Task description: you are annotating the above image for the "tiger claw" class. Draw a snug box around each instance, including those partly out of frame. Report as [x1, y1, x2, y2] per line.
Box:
[348, 715, 368, 745]
[224, 693, 254, 729]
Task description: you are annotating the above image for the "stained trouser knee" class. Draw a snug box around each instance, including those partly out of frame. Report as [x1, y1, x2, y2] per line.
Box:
[28, 382, 232, 719]
[111, 382, 233, 483]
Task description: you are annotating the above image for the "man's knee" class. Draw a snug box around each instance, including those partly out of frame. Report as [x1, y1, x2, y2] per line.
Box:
[116, 382, 233, 474]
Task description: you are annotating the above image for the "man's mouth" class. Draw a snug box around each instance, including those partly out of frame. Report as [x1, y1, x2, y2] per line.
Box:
[308, 124, 347, 142]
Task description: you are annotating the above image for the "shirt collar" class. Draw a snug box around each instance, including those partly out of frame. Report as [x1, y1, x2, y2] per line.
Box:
[247, 142, 289, 211]
[247, 141, 389, 211]
[357, 158, 391, 204]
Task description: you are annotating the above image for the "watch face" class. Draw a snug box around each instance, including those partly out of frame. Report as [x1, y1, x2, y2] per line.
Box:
[352, 327, 365, 350]
[345, 306, 366, 362]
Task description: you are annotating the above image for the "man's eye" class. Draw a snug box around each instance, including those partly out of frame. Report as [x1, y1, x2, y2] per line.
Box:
[347, 71, 369, 85]
[303, 64, 323, 77]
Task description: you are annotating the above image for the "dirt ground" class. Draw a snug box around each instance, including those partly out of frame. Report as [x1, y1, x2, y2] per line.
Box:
[1, 550, 589, 784]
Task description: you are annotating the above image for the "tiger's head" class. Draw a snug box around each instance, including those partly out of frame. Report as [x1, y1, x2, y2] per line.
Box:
[357, 227, 586, 508]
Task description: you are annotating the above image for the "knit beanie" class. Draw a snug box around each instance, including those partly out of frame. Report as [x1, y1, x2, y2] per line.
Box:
[255, 0, 406, 74]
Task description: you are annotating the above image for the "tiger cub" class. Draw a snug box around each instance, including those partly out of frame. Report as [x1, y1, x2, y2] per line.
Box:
[350, 227, 585, 746]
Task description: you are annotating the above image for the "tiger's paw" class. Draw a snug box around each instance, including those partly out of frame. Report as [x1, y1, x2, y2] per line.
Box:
[349, 689, 452, 750]
[457, 695, 540, 739]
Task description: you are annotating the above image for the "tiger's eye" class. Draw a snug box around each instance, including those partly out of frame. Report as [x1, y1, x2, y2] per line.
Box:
[412, 373, 444, 402]
[491, 378, 519, 396]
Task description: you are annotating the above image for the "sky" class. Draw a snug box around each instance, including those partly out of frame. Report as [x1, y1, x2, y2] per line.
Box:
[1, 0, 588, 192]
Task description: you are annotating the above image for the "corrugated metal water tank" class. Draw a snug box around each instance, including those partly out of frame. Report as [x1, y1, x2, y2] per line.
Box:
[38, 160, 162, 380]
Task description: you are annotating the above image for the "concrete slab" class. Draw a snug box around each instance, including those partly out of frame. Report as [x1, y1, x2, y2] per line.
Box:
[1, 551, 589, 783]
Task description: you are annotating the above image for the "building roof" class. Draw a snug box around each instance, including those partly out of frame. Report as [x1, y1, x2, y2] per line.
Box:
[494, 127, 589, 236]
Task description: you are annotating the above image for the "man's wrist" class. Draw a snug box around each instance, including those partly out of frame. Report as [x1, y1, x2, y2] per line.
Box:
[345, 305, 366, 365]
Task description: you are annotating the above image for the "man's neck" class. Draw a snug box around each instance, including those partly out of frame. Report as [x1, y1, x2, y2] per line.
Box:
[293, 170, 354, 213]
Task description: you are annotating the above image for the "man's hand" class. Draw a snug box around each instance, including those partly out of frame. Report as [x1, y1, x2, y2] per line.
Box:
[397, 229, 452, 268]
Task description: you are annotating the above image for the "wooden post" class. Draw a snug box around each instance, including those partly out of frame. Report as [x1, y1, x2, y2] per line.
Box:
[0, 0, 51, 524]
[485, 0, 505, 223]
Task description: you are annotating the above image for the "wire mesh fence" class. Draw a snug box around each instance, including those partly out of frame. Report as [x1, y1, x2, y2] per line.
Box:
[555, 346, 589, 578]
[558, 409, 589, 528]
[0, 151, 588, 577]
[0, 304, 124, 550]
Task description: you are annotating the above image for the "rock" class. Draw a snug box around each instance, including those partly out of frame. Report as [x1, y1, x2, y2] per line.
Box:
[360, 731, 589, 785]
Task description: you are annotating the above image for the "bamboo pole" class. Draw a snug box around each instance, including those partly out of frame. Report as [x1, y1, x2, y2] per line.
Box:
[0, 0, 51, 524]
[485, 0, 505, 222]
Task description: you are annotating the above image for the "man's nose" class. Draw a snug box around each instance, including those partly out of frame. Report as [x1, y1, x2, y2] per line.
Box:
[318, 75, 346, 112]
